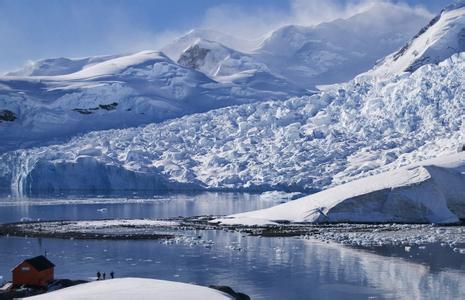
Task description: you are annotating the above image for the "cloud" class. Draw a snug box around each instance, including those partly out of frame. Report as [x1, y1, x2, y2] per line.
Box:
[198, 0, 432, 40]
[0, 0, 433, 73]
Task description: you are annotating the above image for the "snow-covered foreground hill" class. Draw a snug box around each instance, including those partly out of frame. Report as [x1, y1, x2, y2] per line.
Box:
[214, 152, 465, 225]
[27, 278, 234, 300]
[1, 52, 464, 196]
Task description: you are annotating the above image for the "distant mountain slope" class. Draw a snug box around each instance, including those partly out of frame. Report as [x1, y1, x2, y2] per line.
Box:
[5, 54, 122, 77]
[0, 51, 304, 152]
[0, 3, 430, 153]
[2, 51, 464, 196]
[251, 3, 430, 88]
[177, 39, 303, 94]
[162, 29, 259, 61]
[161, 3, 429, 90]
[373, 2, 465, 75]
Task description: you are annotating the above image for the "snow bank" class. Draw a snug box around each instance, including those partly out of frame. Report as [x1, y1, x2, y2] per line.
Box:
[214, 153, 465, 225]
[27, 278, 234, 300]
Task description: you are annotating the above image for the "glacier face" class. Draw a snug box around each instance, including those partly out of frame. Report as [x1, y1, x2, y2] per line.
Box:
[1, 52, 464, 196]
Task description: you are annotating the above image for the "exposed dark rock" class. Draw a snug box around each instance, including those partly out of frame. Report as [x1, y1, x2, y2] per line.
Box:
[209, 285, 250, 300]
[48, 279, 88, 291]
[178, 45, 210, 69]
[99, 102, 118, 110]
[0, 110, 17, 122]
[393, 13, 441, 62]
[73, 102, 118, 114]
[72, 108, 93, 115]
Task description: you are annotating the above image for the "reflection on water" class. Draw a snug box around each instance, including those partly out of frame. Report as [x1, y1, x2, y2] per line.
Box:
[1, 233, 465, 299]
[0, 192, 270, 224]
[1, 193, 465, 299]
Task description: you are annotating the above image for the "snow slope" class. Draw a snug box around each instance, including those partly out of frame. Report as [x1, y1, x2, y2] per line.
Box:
[251, 2, 430, 88]
[162, 29, 260, 61]
[164, 3, 430, 90]
[0, 51, 303, 152]
[5, 54, 122, 77]
[214, 152, 465, 225]
[177, 39, 304, 94]
[27, 278, 234, 300]
[1, 52, 464, 196]
[0, 3, 429, 152]
[373, 2, 465, 74]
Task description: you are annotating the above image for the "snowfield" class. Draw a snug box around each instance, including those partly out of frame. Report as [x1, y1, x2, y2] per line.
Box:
[214, 152, 465, 225]
[27, 278, 234, 300]
[1, 51, 464, 196]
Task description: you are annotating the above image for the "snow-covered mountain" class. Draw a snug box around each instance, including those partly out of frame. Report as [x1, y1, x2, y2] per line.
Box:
[165, 3, 430, 89]
[177, 39, 303, 94]
[0, 50, 304, 152]
[252, 3, 429, 88]
[162, 29, 259, 61]
[3, 2, 465, 199]
[373, 2, 465, 75]
[0, 3, 430, 153]
[2, 49, 464, 196]
[5, 54, 122, 77]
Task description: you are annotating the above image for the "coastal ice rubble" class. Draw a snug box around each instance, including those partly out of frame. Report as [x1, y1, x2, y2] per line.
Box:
[27, 278, 234, 300]
[214, 152, 465, 225]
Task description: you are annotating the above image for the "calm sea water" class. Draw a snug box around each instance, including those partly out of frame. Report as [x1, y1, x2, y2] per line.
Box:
[1, 193, 465, 299]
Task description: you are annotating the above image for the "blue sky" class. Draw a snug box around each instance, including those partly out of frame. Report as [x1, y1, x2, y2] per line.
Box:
[0, 0, 455, 72]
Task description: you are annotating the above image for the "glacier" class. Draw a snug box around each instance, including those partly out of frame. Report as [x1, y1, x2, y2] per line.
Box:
[1, 2, 465, 226]
[1, 52, 464, 196]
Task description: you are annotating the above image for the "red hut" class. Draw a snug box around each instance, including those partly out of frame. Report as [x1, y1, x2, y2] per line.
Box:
[11, 255, 55, 287]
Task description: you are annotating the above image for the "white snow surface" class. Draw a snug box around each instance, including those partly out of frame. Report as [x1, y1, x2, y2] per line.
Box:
[0, 50, 302, 152]
[163, 3, 429, 90]
[214, 152, 465, 225]
[27, 278, 233, 300]
[373, 3, 465, 74]
[251, 2, 429, 89]
[0, 3, 429, 152]
[1, 52, 464, 197]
